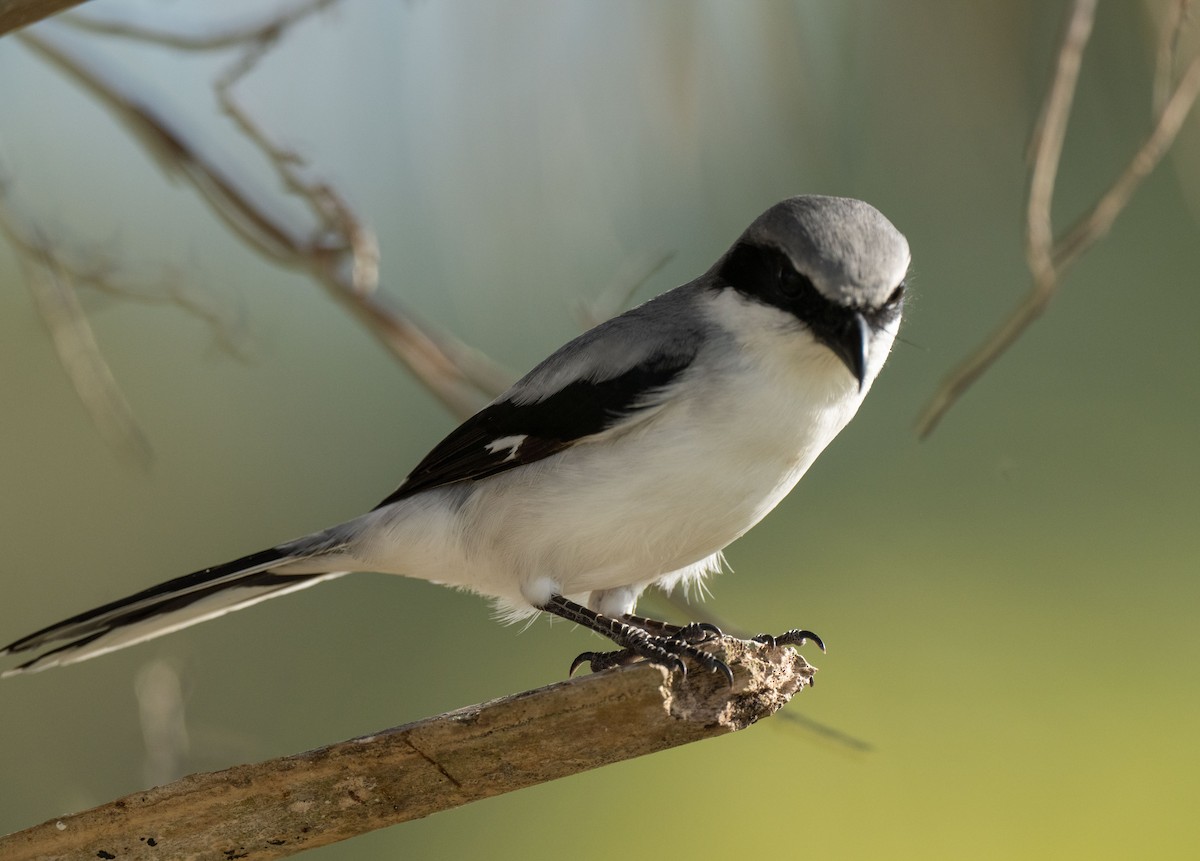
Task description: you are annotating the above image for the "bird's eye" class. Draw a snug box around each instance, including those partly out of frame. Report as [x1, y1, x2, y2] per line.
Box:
[778, 264, 805, 298]
[885, 283, 905, 307]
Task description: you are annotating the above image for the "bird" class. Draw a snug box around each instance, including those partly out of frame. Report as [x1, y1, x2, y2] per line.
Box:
[2, 195, 909, 682]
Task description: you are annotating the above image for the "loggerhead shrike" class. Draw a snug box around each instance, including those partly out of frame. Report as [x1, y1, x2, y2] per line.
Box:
[2, 195, 909, 682]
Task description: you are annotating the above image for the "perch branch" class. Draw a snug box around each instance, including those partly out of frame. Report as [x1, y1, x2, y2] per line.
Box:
[0, 640, 816, 861]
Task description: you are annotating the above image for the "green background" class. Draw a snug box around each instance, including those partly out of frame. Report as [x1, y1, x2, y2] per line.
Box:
[2, 2, 1198, 858]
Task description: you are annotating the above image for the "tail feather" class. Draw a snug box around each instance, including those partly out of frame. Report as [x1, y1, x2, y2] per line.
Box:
[2, 547, 346, 676]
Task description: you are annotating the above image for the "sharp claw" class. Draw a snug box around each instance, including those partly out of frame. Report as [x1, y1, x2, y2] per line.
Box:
[755, 629, 826, 653]
[692, 651, 733, 686]
[780, 629, 826, 653]
[565, 615, 747, 682]
[665, 622, 722, 643]
[574, 624, 823, 684]
[569, 651, 596, 676]
[691, 622, 724, 639]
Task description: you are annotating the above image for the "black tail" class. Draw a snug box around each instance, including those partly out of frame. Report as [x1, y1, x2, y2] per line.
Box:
[2, 547, 344, 676]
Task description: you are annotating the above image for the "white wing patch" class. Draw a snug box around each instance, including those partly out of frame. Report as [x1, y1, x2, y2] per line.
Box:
[485, 434, 529, 462]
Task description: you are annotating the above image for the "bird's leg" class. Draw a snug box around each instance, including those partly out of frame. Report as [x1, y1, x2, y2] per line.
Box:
[538, 594, 734, 685]
[619, 611, 723, 643]
[623, 612, 825, 655]
[579, 609, 723, 675]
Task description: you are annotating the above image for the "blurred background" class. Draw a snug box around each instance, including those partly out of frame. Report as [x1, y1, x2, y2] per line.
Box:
[1, 1, 1198, 858]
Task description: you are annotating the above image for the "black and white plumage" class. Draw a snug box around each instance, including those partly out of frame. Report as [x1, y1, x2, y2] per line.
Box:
[2, 195, 909, 678]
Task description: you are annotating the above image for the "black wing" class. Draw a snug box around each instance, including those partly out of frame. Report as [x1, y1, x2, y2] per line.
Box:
[375, 355, 691, 508]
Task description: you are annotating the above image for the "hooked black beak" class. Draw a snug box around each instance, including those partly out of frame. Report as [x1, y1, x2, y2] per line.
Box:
[826, 311, 870, 391]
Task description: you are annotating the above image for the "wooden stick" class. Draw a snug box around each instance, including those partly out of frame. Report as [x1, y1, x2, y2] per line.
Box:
[0, 639, 816, 861]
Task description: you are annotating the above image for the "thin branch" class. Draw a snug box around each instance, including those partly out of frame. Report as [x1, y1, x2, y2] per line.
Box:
[0, 640, 816, 861]
[210, 39, 513, 411]
[577, 249, 675, 328]
[20, 21, 498, 419]
[1153, 0, 1195, 113]
[1024, 0, 1096, 284]
[16, 29, 308, 264]
[915, 0, 1096, 437]
[2, 222, 153, 468]
[1053, 54, 1200, 272]
[61, 0, 338, 52]
[916, 0, 1200, 439]
[0, 177, 253, 354]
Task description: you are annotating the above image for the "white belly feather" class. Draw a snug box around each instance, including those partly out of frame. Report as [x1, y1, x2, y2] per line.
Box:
[352, 290, 894, 618]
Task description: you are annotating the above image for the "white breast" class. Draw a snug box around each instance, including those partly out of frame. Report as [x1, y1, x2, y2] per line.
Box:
[354, 288, 896, 618]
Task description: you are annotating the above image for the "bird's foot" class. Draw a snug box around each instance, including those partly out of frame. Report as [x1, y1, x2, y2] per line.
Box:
[751, 628, 826, 652]
[568, 626, 734, 685]
[538, 595, 734, 684]
[618, 612, 723, 643]
[540, 595, 823, 686]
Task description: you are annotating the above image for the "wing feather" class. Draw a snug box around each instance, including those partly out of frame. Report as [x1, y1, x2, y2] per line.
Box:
[376, 287, 709, 508]
[375, 353, 693, 507]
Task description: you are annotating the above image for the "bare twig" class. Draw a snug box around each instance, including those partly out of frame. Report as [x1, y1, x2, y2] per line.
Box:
[0, 181, 252, 353]
[916, 0, 1200, 438]
[211, 40, 515, 410]
[1, 221, 153, 468]
[62, 0, 338, 52]
[0, 640, 816, 861]
[19, 21, 499, 419]
[1025, 0, 1097, 283]
[0, 0, 86, 38]
[1054, 54, 1200, 271]
[577, 249, 675, 328]
[1154, 0, 1195, 113]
